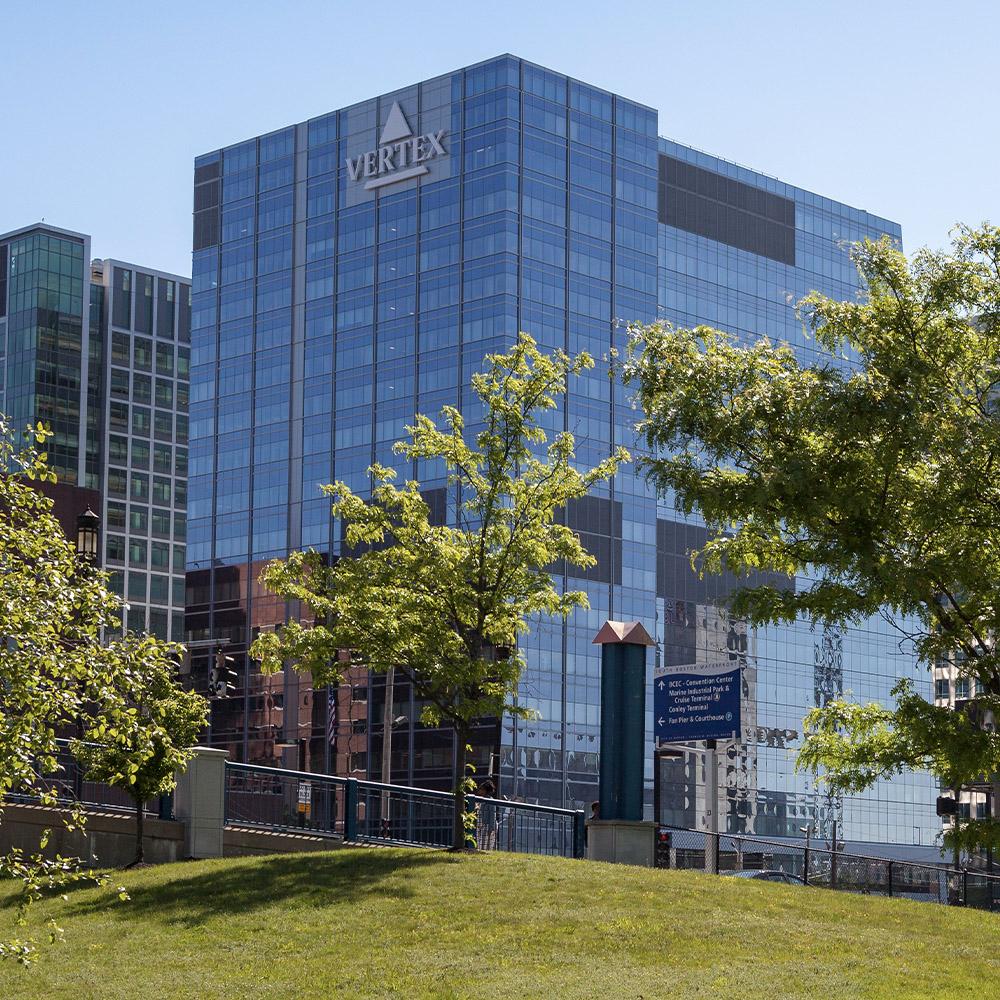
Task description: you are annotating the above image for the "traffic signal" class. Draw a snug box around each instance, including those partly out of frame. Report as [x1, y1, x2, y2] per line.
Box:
[936, 795, 958, 816]
[210, 649, 237, 698]
[655, 827, 671, 868]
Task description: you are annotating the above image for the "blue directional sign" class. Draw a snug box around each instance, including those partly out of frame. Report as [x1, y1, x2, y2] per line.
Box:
[654, 660, 741, 743]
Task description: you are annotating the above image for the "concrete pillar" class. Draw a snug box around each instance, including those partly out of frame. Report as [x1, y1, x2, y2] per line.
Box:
[173, 746, 229, 859]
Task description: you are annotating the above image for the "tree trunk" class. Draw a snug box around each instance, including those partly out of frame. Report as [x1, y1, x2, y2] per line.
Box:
[451, 729, 470, 851]
[134, 797, 145, 866]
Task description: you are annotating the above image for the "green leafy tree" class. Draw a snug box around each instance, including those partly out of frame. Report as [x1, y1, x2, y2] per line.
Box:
[797, 680, 1000, 861]
[623, 224, 1000, 854]
[253, 334, 628, 849]
[0, 418, 169, 961]
[77, 639, 208, 866]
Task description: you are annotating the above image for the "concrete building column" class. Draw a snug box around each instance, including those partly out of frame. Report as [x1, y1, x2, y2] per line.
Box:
[173, 746, 229, 859]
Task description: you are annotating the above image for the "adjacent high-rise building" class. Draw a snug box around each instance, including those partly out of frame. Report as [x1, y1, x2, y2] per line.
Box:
[0, 223, 190, 642]
[186, 54, 938, 845]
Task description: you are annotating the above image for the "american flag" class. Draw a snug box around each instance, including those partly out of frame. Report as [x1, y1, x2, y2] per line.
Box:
[326, 685, 338, 747]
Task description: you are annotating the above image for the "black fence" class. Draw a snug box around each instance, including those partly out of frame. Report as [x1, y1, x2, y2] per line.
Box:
[470, 795, 583, 858]
[223, 761, 585, 859]
[9, 739, 170, 818]
[661, 826, 1000, 910]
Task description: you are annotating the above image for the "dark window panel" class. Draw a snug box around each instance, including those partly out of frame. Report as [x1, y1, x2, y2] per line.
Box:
[112, 266, 132, 328]
[134, 272, 154, 334]
[195, 161, 221, 185]
[658, 155, 796, 265]
[157, 279, 176, 339]
[0, 243, 7, 315]
[553, 496, 623, 584]
[178, 284, 191, 342]
[655, 518, 791, 606]
[193, 210, 220, 252]
[194, 180, 220, 212]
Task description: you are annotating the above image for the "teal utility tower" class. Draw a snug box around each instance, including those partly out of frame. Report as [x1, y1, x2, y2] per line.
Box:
[593, 620, 655, 822]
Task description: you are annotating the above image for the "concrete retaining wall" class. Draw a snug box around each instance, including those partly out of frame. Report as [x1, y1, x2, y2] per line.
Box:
[2, 750, 346, 868]
[0, 804, 343, 868]
[223, 825, 339, 856]
[0, 802, 184, 868]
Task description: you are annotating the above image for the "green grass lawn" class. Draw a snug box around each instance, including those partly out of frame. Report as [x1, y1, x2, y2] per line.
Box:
[1, 847, 997, 999]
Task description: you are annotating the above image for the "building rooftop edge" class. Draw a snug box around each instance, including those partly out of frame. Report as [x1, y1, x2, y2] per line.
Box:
[658, 135, 902, 233]
[0, 221, 89, 244]
[195, 52, 657, 163]
[191, 53, 899, 235]
[0, 224, 190, 283]
[98, 257, 191, 285]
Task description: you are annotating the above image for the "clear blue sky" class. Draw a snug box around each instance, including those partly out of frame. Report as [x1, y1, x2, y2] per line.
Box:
[1, 0, 994, 277]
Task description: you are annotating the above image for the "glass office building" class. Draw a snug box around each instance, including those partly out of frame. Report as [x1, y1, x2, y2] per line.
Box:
[0, 223, 190, 642]
[187, 55, 938, 845]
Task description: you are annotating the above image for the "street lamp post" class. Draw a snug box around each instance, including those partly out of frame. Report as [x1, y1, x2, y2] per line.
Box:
[75, 507, 100, 565]
[73, 507, 100, 802]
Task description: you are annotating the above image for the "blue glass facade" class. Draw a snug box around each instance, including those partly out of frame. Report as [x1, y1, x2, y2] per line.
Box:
[188, 55, 937, 845]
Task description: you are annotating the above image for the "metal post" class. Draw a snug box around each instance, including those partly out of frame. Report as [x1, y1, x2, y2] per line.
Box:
[242, 650, 250, 764]
[653, 747, 661, 828]
[73, 741, 84, 805]
[887, 859, 893, 897]
[963, 868, 969, 906]
[953, 809, 961, 870]
[802, 825, 811, 886]
[705, 739, 718, 874]
[573, 809, 586, 859]
[380, 666, 394, 837]
[990, 783, 999, 880]
[830, 819, 838, 890]
[344, 778, 358, 841]
[323, 683, 332, 775]
[158, 791, 173, 821]
[407, 682, 415, 843]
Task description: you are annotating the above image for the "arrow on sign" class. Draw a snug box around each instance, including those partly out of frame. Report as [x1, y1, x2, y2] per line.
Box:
[657, 680, 665, 690]
[657, 717, 665, 727]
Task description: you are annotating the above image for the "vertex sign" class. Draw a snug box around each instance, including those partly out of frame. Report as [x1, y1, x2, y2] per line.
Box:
[345, 102, 447, 191]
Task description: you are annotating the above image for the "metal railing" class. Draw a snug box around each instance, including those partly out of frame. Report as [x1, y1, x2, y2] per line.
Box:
[223, 761, 585, 858]
[354, 779, 457, 848]
[224, 762, 349, 836]
[8, 739, 171, 818]
[469, 795, 584, 858]
[662, 826, 1000, 910]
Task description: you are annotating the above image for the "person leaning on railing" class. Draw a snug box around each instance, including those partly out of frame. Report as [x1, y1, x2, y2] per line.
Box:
[475, 780, 499, 850]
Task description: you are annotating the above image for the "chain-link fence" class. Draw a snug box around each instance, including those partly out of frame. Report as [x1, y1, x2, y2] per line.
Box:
[660, 826, 1000, 910]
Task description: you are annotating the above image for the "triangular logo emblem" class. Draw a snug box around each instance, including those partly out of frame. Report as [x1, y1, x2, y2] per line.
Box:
[380, 102, 412, 145]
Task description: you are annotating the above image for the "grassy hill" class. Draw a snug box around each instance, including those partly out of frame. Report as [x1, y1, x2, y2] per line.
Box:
[1, 847, 997, 999]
